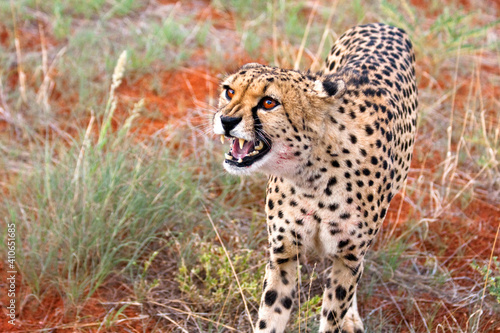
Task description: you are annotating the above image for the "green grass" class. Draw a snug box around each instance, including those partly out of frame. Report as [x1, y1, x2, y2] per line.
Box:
[2, 79, 202, 309]
[380, 0, 500, 64]
[177, 241, 264, 310]
[472, 257, 500, 303]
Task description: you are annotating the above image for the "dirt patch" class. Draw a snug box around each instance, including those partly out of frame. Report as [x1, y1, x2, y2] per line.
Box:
[0, 25, 10, 47]
[117, 66, 218, 135]
[0, 260, 155, 332]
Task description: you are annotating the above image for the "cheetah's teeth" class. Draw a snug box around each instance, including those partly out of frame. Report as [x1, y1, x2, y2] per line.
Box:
[220, 135, 225, 144]
[239, 138, 245, 149]
[225, 153, 233, 160]
[248, 151, 258, 156]
[238, 158, 243, 163]
[255, 140, 264, 150]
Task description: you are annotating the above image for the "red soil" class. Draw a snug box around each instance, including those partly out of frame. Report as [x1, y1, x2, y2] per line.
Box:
[116, 66, 218, 134]
[0, 269, 152, 332]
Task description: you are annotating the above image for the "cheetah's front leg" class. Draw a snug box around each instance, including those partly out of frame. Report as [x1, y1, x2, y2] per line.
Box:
[256, 254, 298, 333]
[319, 256, 364, 333]
[342, 291, 364, 333]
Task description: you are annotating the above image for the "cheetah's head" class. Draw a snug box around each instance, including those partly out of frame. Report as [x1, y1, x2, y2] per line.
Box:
[213, 63, 346, 177]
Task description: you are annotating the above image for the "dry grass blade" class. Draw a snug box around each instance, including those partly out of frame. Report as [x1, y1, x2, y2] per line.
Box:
[442, 40, 462, 197]
[98, 50, 127, 148]
[154, 303, 238, 331]
[412, 296, 430, 333]
[272, 0, 279, 66]
[439, 300, 464, 333]
[296, 242, 302, 332]
[480, 221, 500, 310]
[293, 0, 319, 70]
[381, 280, 413, 332]
[36, 46, 67, 111]
[434, 163, 490, 219]
[305, 263, 317, 333]
[21, 315, 149, 333]
[9, 0, 27, 103]
[0, 77, 14, 125]
[205, 206, 255, 332]
[311, 0, 339, 71]
[157, 313, 190, 333]
[72, 110, 95, 187]
[216, 283, 234, 329]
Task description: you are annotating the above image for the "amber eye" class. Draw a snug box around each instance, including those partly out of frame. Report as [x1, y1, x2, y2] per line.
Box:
[226, 88, 235, 100]
[261, 97, 278, 110]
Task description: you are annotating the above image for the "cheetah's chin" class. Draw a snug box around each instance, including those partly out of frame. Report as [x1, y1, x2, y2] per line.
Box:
[222, 134, 271, 169]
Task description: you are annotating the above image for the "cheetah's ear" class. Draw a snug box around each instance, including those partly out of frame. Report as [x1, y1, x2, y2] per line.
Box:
[313, 79, 346, 99]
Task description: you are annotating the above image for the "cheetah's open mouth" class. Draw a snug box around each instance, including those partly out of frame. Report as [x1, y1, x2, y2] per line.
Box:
[222, 134, 271, 167]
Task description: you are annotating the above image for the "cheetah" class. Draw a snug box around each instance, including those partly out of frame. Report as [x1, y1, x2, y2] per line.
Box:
[213, 23, 417, 333]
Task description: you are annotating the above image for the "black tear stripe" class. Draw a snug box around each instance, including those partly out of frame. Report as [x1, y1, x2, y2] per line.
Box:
[251, 105, 264, 134]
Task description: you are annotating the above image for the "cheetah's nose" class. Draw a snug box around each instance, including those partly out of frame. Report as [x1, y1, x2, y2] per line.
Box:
[220, 116, 242, 136]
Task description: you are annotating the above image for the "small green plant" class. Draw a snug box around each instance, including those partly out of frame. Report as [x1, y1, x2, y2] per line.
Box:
[291, 294, 322, 332]
[132, 250, 161, 302]
[177, 241, 264, 309]
[471, 257, 500, 303]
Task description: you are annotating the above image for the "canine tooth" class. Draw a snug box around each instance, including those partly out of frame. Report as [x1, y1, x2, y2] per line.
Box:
[220, 135, 225, 144]
[239, 138, 245, 149]
[238, 158, 243, 163]
[255, 140, 264, 150]
[225, 153, 233, 160]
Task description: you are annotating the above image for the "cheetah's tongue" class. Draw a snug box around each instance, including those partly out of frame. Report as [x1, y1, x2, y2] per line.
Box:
[232, 139, 255, 160]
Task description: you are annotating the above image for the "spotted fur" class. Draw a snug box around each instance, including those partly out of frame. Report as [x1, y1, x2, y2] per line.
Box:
[213, 23, 417, 333]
